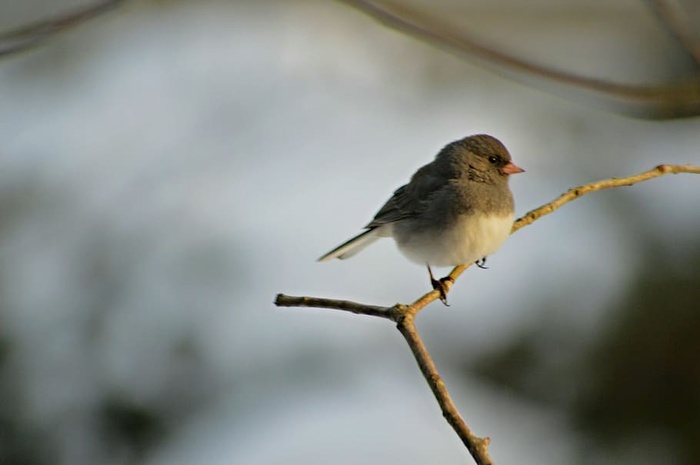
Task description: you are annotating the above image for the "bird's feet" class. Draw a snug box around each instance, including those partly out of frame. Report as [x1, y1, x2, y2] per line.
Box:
[427, 265, 454, 306]
[475, 257, 488, 269]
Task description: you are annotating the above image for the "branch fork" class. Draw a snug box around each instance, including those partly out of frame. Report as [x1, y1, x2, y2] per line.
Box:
[275, 164, 699, 465]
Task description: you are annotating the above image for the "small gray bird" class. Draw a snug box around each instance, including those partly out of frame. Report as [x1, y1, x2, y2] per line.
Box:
[318, 134, 524, 304]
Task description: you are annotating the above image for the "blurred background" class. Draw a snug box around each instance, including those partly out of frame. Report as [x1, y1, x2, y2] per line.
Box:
[1, 0, 699, 464]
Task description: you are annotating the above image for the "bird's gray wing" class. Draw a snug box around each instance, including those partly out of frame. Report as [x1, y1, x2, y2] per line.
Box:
[366, 162, 447, 228]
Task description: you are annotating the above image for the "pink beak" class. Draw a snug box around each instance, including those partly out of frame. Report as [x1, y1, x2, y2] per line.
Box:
[502, 161, 525, 175]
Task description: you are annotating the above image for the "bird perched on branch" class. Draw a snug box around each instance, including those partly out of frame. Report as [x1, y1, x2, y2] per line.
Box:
[319, 134, 524, 305]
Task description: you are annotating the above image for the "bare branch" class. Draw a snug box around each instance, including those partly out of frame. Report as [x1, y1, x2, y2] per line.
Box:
[275, 293, 397, 319]
[337, 0, 700, 119]
[0, 0, 123, 58]
[275, 294, 494, 463]
[440, 164, 700, 286]
[275, 163, 700, 464]
[396, 313, 493, 464]
[511, 164, 700, 233]
[645, 0, 700, 67]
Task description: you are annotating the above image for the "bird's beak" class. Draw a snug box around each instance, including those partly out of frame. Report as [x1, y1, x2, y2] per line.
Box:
[502, 161, 525, 175]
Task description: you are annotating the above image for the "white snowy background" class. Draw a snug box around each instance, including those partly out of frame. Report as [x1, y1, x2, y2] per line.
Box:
[1, 1, 698, 464]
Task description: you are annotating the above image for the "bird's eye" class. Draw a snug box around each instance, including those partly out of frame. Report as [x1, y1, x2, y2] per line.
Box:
[488, 155, 499, 165]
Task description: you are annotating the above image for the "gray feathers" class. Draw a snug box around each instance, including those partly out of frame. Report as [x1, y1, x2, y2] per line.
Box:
[318, 134, 523, 265]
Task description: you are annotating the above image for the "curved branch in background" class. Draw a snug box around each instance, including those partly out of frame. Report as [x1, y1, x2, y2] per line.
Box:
[645, 0, 700, 67]
[276, 164, 700, 465]
[338, 0, 700, 119]
[0, 0, 124, 58]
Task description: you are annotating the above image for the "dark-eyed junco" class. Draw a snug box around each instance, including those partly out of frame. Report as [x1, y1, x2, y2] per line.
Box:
[319, 134, 524, 304]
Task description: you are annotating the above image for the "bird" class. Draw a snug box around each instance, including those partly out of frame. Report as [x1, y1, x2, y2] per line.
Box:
[318, 134, 524, 305]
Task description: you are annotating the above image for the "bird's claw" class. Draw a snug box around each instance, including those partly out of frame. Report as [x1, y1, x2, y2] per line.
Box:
[475, 257, 488, 269]
[430, 276, 454, 306]
[427, 265, 454, 306]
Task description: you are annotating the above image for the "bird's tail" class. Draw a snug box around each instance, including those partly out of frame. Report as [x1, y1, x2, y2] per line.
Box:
[318, 228, 382, 262]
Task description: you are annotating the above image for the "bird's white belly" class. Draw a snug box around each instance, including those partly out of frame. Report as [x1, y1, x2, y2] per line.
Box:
[395, 213, 514, 266]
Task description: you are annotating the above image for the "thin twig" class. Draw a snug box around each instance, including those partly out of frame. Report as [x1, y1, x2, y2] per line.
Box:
[275, 164, 700, 464]
[275, 294, 396, 319]
[442, 164, 700, 284]
[511, 164, 700, 232]
[337, 0, 700, 119]
[0, 0, 123, 58]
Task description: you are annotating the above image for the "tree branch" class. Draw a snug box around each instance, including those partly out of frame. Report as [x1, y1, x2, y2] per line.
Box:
[0, 0, 123, 58]
[396, 313, 493, 464]
[337, 0, 700, 119]
[275, 294, 397, 320]
[275, 164, 699, 464]
[511, 163, 700, 233]
[645, 0, 700, 67]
